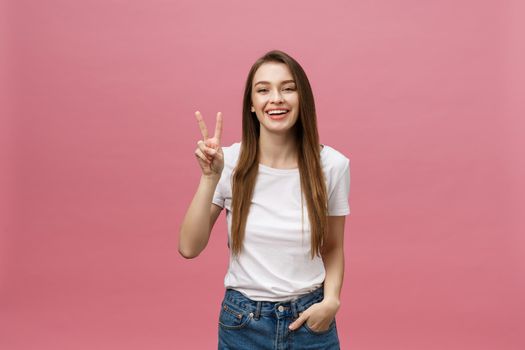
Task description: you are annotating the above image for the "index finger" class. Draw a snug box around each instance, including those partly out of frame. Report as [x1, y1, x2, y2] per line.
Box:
[214, 112, 223, 143]
[194, 111, 209, 140]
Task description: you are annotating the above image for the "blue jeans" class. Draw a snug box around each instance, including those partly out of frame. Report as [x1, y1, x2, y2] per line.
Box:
[218, 287, 340, 349]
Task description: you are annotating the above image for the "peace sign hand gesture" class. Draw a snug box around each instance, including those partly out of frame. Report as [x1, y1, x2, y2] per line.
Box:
[194, 111, 224, 179]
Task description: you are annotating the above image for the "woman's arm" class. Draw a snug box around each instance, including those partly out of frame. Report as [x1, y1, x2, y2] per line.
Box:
[178, 175, 222, 259]
[179, 111, 224, 259]
[289, 215, 346, 331]
[321, 215, 346, 306]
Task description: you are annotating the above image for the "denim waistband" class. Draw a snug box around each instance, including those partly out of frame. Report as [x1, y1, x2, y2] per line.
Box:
[222, 287, 325, 320]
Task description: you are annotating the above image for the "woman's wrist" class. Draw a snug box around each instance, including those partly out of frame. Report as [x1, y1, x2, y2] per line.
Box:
[322, 296, 341, 311]
[201, 174, 220, 183]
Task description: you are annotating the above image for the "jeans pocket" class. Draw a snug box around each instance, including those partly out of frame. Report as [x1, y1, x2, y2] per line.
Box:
[218, 301, 252, 330]
[302, 318, 336, 335]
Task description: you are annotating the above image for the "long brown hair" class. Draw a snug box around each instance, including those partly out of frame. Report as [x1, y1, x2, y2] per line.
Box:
[230, 50, 328, 259]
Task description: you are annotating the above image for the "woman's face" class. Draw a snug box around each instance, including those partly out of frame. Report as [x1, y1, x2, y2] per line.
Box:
[251, 62, 299, 134]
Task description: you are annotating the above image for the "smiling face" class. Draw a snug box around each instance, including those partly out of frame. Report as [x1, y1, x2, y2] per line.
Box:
[250, 62, 300, 135]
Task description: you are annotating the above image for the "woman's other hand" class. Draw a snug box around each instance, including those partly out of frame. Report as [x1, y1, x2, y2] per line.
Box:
[288, 298, 340, 332]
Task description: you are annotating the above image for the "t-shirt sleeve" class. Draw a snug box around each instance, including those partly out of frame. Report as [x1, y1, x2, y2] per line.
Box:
[328, 158, 350, 216]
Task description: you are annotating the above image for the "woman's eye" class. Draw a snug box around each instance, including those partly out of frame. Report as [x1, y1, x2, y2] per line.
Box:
[257, 89, 268, 93]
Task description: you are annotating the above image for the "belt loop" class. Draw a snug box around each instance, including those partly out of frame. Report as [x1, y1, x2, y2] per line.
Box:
[291, 299, 299, 319]
[254, 301, 262, 320]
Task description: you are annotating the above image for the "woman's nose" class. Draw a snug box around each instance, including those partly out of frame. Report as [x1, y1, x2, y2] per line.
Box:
[269, 89, 284, 103]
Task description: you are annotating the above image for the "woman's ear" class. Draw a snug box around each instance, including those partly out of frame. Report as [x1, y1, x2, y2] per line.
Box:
[251, 106, 255, 112]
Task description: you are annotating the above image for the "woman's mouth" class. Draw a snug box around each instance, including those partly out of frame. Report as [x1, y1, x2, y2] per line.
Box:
[265, 109, 290, 120]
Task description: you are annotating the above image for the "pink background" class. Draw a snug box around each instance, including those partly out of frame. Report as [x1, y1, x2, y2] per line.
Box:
[1, 0, 524, 349]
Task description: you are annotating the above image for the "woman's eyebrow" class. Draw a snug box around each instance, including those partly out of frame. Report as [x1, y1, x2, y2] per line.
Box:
[254, 80, 296, 86]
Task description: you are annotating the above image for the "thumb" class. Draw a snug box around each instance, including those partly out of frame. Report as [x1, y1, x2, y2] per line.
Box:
[288, 312, 306, 331]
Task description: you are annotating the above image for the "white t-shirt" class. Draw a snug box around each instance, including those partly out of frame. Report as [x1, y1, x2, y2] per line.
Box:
[212, 142, 350, 301]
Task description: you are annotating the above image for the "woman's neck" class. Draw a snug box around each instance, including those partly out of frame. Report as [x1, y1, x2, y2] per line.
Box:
[258, 132, 298, 169]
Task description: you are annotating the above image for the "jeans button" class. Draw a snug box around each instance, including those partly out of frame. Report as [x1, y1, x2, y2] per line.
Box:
[278, 305, 284, 312]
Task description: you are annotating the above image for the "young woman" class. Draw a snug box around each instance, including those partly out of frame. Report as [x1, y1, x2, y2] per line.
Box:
[179, 50, 350, 349]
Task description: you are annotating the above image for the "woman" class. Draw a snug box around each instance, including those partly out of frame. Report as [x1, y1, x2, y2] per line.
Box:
[179, 50, 350, 349]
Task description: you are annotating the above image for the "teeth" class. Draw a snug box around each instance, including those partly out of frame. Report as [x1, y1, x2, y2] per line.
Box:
[267, 110, 288, 115]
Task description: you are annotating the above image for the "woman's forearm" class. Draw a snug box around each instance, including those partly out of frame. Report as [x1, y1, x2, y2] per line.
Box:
[322, 245, 344, 306]
[178, 175, 220, 258]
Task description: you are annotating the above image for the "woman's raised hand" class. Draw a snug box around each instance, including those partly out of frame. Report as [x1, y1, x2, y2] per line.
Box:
[194, 111, 224, 178]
